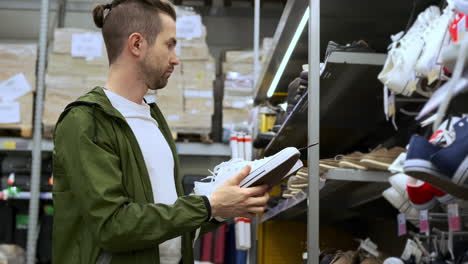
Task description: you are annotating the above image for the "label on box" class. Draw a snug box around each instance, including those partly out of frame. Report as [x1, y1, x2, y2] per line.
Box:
[0, 73, 32, 101]
[167, 115, 180, 121]
[71, 33, 103, 60]
[398, 213, 407, 236]
[419, 210, 429, 234]
[448, 203, 461, 232]
[184, 90, 212, 98]
[0, 101, 20, 123]
[176, 15, 203, 40]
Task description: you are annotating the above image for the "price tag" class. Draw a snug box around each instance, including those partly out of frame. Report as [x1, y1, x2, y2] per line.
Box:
[398, 213, 407, 236]
[71, 33, 103, 60]
[419, 210, 429, 234]
[448, 203, 461, 232]
[0, 73, 32, 101]
[2, 141, 16, 150]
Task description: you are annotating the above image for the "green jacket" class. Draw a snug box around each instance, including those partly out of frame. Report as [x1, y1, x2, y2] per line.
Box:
[53, 87, 219, 264]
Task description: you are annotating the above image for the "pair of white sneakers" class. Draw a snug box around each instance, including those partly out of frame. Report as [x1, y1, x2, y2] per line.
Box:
[378, 4, 454, 96]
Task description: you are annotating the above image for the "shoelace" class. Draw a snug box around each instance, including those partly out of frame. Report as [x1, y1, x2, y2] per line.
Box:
[201, 156, 273, 183]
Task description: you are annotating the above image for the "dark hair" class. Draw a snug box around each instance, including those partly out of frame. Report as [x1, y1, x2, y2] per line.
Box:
[92, 0, 177, 64]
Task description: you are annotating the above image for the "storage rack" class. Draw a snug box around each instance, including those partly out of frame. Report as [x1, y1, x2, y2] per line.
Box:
[253, 0, 414, 262]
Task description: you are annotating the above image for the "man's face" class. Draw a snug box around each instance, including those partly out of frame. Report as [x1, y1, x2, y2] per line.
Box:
[141, 13, 179, 90]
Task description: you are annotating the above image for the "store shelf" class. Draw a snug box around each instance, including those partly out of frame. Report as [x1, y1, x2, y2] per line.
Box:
[260, 169, 391, 222]
[261, 191, 307, 222]
[0, 137, 53, 152]
[263, 51, 389, 157]
[325, 168, 391, 182]
[0, 137, 231, 156]
[1, 192, 52, 200]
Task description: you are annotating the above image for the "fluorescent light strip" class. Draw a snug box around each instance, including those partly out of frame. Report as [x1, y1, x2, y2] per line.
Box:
[267, 7, 309, 98]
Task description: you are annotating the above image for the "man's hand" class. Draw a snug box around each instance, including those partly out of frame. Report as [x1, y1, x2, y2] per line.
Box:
[209, 165, 270, 219]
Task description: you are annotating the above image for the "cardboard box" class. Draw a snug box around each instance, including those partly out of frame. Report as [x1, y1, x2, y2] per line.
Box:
[223, 108, 250, 128]
[0, 92, 33, 134]
[185, 97, 213, 114]
[222, 62, 253, 76]
[0, 43, 37, 92]
[176, 41, 210, 61]
[52, 28, 108, 63]
[223, 95, 252, 109]
[180, 59, 216, 83]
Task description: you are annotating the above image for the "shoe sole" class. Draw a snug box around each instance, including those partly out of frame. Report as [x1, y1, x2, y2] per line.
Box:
[240, 147, 301, 188]
[404, 158, 468, 200]
[360, 158, 392, 170]
[410, 198, 437, 211]
[451, 156, 468, 186]
[436, 193, 456, 204]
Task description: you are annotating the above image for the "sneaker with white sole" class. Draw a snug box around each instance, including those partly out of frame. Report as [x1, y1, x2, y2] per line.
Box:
[193, 147, 302, 197]
[415, 4, 454, 78]
[384, 6, 441, 96]
[378, 6, 440, 85]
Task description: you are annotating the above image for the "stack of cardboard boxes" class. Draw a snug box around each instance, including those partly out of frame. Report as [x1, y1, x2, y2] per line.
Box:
[43, 7, 217, 138]
[156, 7, 215, 135]
[222, 38, 273, 130]
[43, 28, 108, 137]
[0, 43, 37, 137]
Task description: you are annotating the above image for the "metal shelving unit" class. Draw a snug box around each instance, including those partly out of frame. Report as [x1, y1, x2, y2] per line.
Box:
[260, 169, 391, 223]
[0, 137, 231, 156]
[252, 0, 413, 261]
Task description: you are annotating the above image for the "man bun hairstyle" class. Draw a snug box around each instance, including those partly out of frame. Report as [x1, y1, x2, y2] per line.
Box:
[91, 0, 177, 64]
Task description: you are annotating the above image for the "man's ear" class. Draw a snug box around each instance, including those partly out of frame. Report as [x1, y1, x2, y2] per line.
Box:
[128, 33, 145, 57]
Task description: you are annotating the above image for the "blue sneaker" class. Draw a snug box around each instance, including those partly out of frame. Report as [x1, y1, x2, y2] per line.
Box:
[431, 117, 468, 187]
[404, 131, 468, 199]
[403, 135, 445, 177]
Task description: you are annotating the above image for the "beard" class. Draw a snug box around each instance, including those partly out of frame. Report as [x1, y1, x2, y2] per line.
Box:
[140, 57, 169, 90]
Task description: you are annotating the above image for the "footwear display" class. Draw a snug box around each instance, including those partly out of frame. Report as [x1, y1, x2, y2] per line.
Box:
[330, 251, 359, 264]
[404, 118, 468, 199]
[382, 187, 419, 224]
[337, 152, 368, 170]
[378, 6, 441, 96]
[414, 4, 454, 78]
[406, 179, 439, 210]
[194, 147, 302, 197]
[360, 147, 406, 171]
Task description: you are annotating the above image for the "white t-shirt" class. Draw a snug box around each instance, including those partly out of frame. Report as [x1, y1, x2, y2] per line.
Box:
[104, 89, 181, 264]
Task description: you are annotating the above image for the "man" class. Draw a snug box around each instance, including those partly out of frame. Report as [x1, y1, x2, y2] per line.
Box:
[52, 0, 269, 263]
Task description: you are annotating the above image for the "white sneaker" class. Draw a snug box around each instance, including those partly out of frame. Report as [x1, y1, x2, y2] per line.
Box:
[382, 187, 419, 226]
[193, 147, 302, 197]
[388, 173, 410, 198]
[415, 4, 454, 78]
[384, 6, 441, 96]
[378, 6, 441, 86]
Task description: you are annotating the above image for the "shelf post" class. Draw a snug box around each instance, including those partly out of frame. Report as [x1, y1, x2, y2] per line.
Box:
[26, 0, 49, 263]
[307, 0, 320, 263]
[253, 0, 261, 86]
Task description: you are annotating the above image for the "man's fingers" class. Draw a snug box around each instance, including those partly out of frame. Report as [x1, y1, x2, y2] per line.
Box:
[245, 194, 269, 207]
[226, 165, 251, 185]
[244, 184, 269, 197]
[247, 206, 266, 215]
